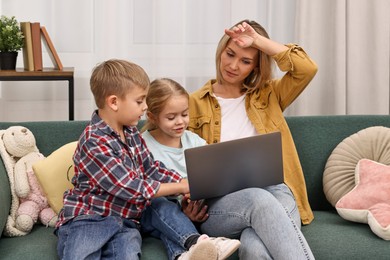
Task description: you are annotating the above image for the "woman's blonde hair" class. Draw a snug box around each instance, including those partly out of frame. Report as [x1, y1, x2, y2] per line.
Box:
[215, 19, 273, 93]
[142, 78, 189, 131]
[90, 59, 150, 108]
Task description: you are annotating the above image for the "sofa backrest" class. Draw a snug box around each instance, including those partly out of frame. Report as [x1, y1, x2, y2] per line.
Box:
[286, 115, 390, 211]
[2, 116, 390, 235]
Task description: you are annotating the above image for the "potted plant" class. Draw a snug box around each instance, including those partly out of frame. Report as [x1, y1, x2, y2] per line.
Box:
[0, 15, 24, 70]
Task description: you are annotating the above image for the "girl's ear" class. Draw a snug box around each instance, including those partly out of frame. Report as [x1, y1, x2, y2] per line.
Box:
[106, 95, 119, 111]
[146, 111, 156, 122]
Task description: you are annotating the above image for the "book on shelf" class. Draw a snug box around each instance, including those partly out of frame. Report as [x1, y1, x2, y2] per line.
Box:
[30, 22, 43, 71]
[20, 22, 34, 71]
[40, 26, 63, 70]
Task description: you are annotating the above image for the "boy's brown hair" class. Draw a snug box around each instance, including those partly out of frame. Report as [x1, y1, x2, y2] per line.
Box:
[90, 59, 150, 108]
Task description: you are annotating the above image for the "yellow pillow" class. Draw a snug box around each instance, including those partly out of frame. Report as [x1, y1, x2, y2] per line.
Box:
[33, 141, 78, 214]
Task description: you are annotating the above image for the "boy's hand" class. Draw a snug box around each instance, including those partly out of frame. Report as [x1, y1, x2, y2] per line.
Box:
[155, 179, 190, 198]
[179, 178, 190, 194]
[181, 194, 208, 223]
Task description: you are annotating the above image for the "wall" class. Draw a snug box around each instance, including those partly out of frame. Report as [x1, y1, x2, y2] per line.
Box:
[0, 0, 297, 121]
[1, 0, 389, 121]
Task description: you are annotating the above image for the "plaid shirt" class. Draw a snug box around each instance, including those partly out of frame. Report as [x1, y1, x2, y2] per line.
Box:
[56, 111, 182, 228]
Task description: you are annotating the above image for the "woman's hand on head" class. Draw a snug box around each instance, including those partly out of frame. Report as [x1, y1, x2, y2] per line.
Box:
[225, 21, 258, 48]
[181, 194, 209, 223]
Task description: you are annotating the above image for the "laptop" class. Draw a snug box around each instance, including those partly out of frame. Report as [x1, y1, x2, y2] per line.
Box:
[184, 131, 284, 200]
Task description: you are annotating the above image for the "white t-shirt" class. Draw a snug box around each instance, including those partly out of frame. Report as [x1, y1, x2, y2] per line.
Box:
[215, 94, 258, 142]
[142, 130, 207, 177]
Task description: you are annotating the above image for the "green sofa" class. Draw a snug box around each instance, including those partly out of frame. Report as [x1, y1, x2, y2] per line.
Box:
[1, 115, 390, 259]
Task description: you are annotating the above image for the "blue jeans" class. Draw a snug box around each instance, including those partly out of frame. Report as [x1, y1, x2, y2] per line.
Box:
[141, 197, 199, 260]
[56, 214, 142, 260]
[56, 197, 199, 260]
[200, 184, 315, 260]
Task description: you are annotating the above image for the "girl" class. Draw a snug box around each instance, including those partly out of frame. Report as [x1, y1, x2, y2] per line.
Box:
[142, 78, 241, 260]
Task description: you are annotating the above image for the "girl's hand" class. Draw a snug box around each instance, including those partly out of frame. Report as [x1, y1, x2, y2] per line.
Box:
[225, 21, 258, 48]
[181, 194, 209, 223]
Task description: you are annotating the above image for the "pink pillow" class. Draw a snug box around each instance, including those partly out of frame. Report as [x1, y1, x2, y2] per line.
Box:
[336, 159, 390, 240]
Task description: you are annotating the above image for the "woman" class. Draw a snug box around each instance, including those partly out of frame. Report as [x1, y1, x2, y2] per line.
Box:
[188, 20, 318, 259]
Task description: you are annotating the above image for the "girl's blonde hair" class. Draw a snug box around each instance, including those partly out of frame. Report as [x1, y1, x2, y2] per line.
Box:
[143, 78, 189, 131]
[90, 59, 150, 108]
[215, 19, 273, 94]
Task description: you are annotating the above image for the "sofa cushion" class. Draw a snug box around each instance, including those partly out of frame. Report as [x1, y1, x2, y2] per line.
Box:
[323, 126, 390, 207]
[301, 210, 390, 259]
[336, 159, 390, 240]
[0, 225, 58, 259]
[33, 142, 77, 214]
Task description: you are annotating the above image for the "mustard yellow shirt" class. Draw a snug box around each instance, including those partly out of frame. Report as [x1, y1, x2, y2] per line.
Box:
[188, 44, 318, 225]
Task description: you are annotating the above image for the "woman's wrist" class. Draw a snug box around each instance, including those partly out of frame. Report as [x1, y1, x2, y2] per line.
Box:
[252, 34, 263, 50]
[253, 35, 288, 56]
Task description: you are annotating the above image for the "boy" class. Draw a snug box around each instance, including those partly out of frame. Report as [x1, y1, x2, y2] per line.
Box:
[55, 59, 238, 260]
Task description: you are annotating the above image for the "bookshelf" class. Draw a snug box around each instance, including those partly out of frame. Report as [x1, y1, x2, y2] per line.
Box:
[0, 67, 75, 120]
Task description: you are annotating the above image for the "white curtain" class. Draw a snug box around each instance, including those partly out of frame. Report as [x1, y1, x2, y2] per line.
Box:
[286, 0, 390, 116]
[0, 0, 389, 121]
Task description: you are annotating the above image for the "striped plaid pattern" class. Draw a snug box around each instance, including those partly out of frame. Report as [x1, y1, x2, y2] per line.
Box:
[56, 111, 181, 228]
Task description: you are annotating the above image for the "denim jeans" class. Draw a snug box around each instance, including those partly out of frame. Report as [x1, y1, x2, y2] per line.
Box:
[200, 184, 315, 260]
[57, 197, 199, 260]
[56, 214, 142, 260]
[141, 197, 199, 260]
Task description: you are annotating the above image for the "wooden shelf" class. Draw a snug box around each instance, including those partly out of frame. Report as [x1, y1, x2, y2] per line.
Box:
[0, 67, 73, 77]
[0, 67, 75, 120]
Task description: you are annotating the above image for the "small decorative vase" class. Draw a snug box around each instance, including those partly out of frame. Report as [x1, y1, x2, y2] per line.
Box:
[0, 51, 18, 70]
